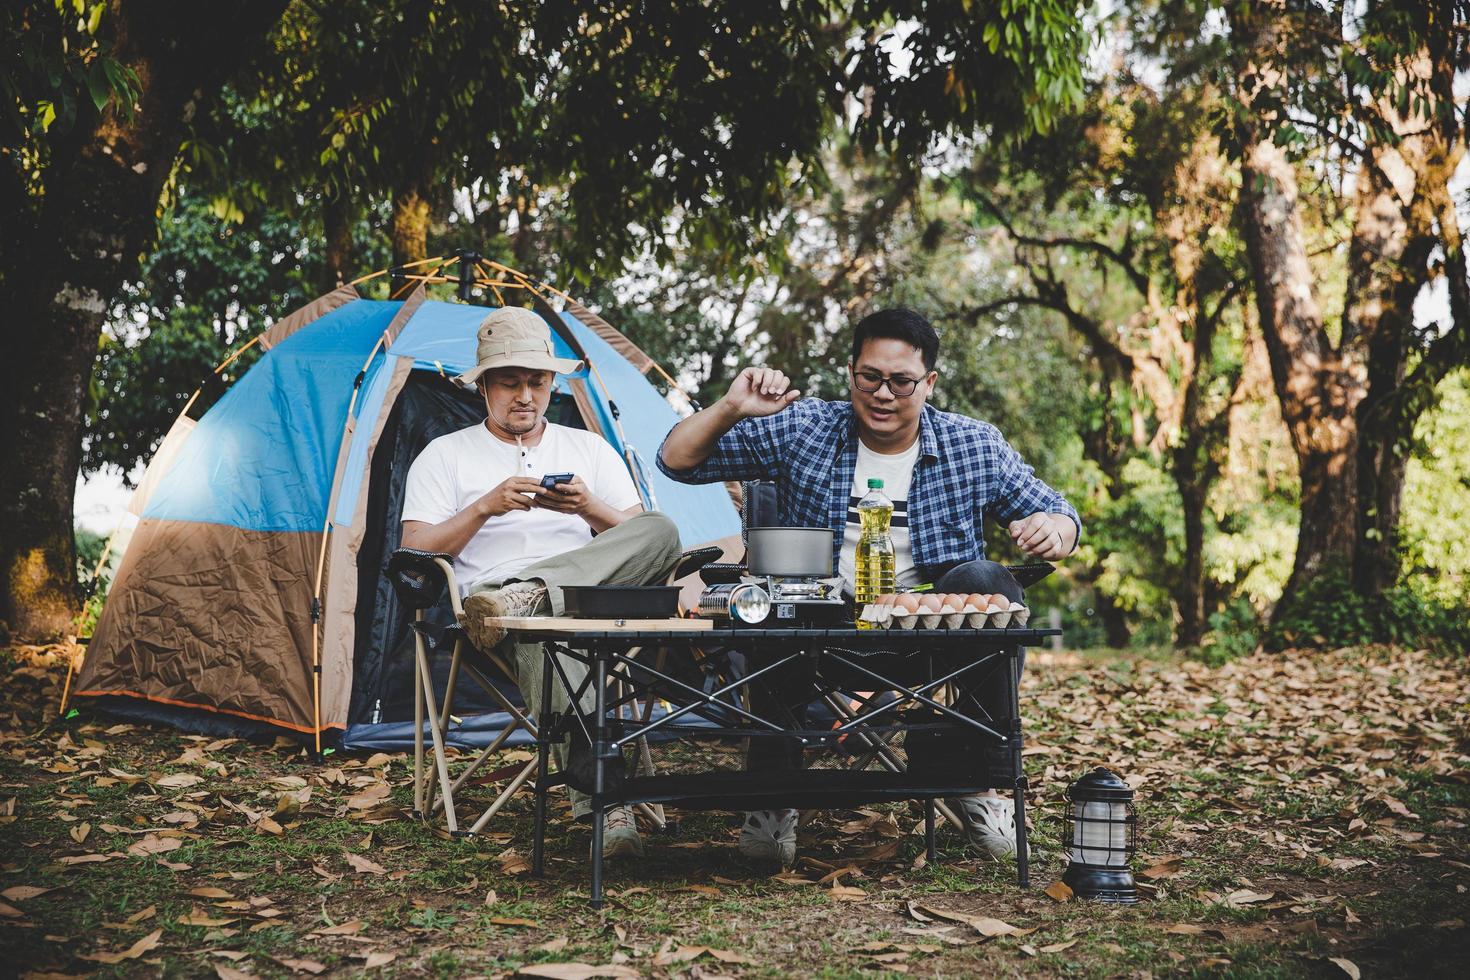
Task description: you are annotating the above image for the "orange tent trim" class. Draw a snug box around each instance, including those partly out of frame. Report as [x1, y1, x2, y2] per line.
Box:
[72, 688, 345, 736]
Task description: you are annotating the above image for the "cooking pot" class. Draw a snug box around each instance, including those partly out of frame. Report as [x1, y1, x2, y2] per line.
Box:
[745, 527, 835, 578]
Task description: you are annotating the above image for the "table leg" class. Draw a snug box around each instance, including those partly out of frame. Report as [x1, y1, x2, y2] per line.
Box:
[1009, 645, 1029, 888]
[925, 799, 937, 863]
[590, 645, 609, 909]
[532, 642, 554, 878]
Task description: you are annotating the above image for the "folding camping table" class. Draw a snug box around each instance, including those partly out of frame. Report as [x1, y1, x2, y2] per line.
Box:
[493, 617, 1060, 907]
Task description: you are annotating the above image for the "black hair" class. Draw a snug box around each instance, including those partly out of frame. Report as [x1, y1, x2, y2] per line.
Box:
[851, 308, 939, 372]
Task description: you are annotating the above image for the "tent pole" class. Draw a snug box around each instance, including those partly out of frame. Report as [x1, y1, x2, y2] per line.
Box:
[307, 330, 392, 758]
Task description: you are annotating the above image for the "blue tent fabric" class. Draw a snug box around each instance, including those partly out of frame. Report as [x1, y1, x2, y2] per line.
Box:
[82, 290, 740, 747]
[145, 297, 739, 544]
[143, 300, 402, 530]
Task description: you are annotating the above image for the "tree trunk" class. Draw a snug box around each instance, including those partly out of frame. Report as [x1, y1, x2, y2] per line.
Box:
[1237, 134, 1363, 616]
[323, 189, 354, 290]
[1096, 588, 1132, 649]
[1347, 133, 1460, 596]
[391, 184, 431, 268]
[1173, 480, 1208, 647]
[0, 1, 289, 641]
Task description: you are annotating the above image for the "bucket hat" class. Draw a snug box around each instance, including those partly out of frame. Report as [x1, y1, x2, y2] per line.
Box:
[454, 307, 583, 386]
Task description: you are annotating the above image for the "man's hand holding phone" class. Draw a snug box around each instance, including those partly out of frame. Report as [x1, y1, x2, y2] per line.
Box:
[476, 476, 546, 518]
[534, 474, 593, 516]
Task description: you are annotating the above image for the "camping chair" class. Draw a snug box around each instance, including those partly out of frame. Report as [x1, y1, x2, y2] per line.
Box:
[388, 543, 721, 836]
[701, 481, 1055, 833]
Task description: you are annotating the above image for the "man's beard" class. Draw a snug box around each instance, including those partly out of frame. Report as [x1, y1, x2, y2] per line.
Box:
[499, 412, 541, 435]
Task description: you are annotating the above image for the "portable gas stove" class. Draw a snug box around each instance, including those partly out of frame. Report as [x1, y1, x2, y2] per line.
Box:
[697, 574, 849, 627]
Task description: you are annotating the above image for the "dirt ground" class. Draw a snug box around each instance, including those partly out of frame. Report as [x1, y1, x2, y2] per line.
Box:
[1, 642, 1466, 978]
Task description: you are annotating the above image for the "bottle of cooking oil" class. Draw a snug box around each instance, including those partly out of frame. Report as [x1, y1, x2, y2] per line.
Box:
[854, 478, 895, 629]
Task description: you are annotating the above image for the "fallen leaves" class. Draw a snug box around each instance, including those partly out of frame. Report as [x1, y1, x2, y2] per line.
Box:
[912, 905, 1030, 937]
[1222, 889, 1275, 908]
[498, 849, 531, 876]
[1044, 880, 1073, 902]
[651, 943, 753, 966]
[78, 928, 162, 964]
[343, 852, 386, 875]
[126, 833, 183, 857]
[1327, 956, 1362, 979]
[311, 919, 366, 936]
[1139, 856, 1184, 879]
[518, 965, 639, 979]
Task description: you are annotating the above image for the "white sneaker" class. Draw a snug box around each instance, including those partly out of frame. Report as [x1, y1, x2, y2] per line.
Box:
[947, 795, 1030, 859]
[738, 808, 798, 867]
[600, 805, 644, 860]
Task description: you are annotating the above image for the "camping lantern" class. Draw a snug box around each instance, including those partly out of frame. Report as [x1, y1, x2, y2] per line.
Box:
[1061, 767, 1138, 904]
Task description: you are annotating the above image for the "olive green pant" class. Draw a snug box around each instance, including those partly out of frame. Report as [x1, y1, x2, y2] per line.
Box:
[470, 510, 683, 816]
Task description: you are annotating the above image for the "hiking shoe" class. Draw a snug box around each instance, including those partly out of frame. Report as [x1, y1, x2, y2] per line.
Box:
[947, 795, 1030, 860]
[600, 806, 644, 860]
[738, 808, 798, 867]
[463, 583, 548, 650]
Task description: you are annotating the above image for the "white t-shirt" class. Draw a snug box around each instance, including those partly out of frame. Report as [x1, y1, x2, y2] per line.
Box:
[838, 437, 921, 589]
[401, 421, 642, 593]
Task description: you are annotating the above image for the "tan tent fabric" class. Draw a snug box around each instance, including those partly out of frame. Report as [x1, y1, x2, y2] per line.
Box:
[563, 297, 655, 374]
[381, 283, 425, 348]
[258, 285, 359, 352]
[76, 520, 325, 733]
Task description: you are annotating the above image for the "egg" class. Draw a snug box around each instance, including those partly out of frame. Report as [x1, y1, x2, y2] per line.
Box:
[877, 593, 898, 606]
[938, 594, 960, 613]
[965, 592, 986, 611]
[985, 597, 1007, 613]
[893, 593, 921, 614]
[918, 593, 944, 613]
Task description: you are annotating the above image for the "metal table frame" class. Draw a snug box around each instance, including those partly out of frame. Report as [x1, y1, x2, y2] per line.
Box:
[515, 625, 1059, 906]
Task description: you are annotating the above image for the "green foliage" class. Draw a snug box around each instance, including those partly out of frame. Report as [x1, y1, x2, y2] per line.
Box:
[1196, 598, 1261, 665]
[1401, 371, 1470, 603]
[83, 188, 377, 479]
[73, 523, 112, 636]
[1266, 565, 1470, 655]
[1, 1, 138, 152]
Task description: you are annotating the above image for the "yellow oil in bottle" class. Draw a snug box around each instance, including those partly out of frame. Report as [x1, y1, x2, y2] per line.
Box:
[854, 479, 895, 628]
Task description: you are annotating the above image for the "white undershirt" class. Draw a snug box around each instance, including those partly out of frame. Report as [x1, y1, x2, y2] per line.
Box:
[838, 437, 921, 589]
[401, 421, 641, 592]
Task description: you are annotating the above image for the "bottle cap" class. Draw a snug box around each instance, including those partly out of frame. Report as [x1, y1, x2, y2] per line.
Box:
[867, 478, 884, 489]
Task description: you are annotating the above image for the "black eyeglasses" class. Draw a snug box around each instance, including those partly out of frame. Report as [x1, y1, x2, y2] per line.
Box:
[851, 370, 922, 397]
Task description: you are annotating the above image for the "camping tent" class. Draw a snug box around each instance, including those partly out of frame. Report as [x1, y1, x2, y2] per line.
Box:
[73, 261, 741, 751]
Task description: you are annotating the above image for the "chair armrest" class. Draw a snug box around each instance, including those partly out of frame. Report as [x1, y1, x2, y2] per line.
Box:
[698, 561, 747, 586]
[1006, 562, 1055, 588]
[673, 546, 725, 582]
[387, 548, 460, 611]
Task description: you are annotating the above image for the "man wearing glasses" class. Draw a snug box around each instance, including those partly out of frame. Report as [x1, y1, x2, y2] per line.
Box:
[657, 307, 1080, 866]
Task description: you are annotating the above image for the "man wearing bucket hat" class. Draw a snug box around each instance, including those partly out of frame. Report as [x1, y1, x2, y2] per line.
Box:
[401, 306, 683, 860]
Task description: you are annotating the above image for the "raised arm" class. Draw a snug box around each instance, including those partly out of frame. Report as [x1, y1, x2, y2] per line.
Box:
[660, 367, 801, 471]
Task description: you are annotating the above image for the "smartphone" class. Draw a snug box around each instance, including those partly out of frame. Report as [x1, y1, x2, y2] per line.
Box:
[539, 472, 575, 490]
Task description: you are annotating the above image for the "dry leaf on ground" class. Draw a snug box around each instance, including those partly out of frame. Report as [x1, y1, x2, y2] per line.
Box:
[1044, 880, 1073, 902]
[344, 853, 386, 875]
[517, 964, 639, 979]
[78, 928, 163, 964]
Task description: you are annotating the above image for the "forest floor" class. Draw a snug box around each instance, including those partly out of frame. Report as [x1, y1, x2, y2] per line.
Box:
[1, 641, 1466, 979]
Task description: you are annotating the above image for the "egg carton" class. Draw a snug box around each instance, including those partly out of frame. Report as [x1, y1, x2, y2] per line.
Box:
[857, 593, 1030, 630]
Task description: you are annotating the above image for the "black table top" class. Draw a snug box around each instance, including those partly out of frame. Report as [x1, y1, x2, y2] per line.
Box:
[514, 625, 1061, 645]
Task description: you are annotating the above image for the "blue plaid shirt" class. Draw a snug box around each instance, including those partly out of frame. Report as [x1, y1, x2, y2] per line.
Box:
[656, 399, 1080, 581]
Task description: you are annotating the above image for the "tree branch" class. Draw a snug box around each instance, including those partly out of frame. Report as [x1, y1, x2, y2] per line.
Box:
[972, 190, 1152, 297]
